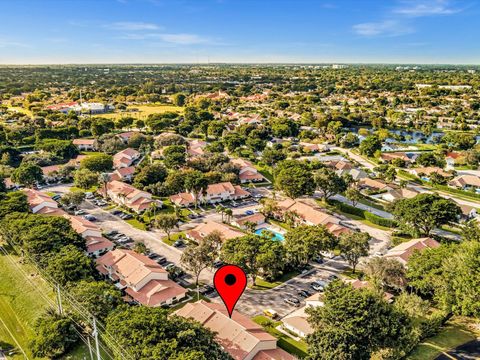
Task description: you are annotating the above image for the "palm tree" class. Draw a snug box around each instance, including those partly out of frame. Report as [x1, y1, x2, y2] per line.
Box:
[99, 172, 110, 199]
[224, 208, 233, 223]
[216, 205, 225, 222]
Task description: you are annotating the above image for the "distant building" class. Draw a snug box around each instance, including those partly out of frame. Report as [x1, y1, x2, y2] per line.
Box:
[170, 182, 250, 207]
[72, 138, 97, 151]
[231, 158, 265, 183]
[102, 180, 161, 213]
[113, 148, 140, 169]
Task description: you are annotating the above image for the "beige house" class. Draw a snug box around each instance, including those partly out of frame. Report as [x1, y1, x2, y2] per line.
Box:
[97, 249, 187, 306]
[384, 237, 440, 266]
[382, 187, 419, 202]
[175, 301, 295, 360]
[282, 316, 313, 338]
[65, 215, 114, 257]
[23, 188, 59, 214]
[113, 148, 140, 169]
[448, 174, 480, 191]
[231, 158, 265, 183]
[72, 138, 96, 151]
[102, 180, 161, 213]
[231, 213, 266, 229]
[170, 182, 250, 207]
[186, 221, 244, 242]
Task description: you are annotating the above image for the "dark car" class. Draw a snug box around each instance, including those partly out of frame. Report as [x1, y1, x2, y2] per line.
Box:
[298, 290, 311, 298]
[120, 213, 133, 220]
[173, 239, 184, 248]
[111, 209, 123, 215]
[156, 256, 167, 265]
[328, 274, 339, 281]
[199, 285, 215, 295]
[213, 260, 224, 268]
[148, 253, 160, 260]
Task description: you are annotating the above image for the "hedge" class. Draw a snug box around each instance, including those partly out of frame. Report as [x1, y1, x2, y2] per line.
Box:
[329, 199, 397, 228]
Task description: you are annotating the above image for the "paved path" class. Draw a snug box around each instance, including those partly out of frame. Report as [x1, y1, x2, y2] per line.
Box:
[333, 147, 376, 170]
[330, 193, 394, 219]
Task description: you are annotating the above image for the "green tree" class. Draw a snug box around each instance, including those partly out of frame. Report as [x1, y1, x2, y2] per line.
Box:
[154, 214, 178, 240]
[345, 187, 362, 207]
[338, 232, 370, 273]
[183, 170, 208, 209]
[221, 234, 285, 285]
[391, 193, 461, 236]
[284, 225, 336, 267]
[11, 162, 43, 188]
[80, 153, 113, 172]
[45, 245, 95, 286]
[163, 145, 187, 169]
[73, 168, 98, 189]
[105, 306, 230, 360]
[359, 135, 381, 157]
[133, 162, 167, 189]
[364, 256, 406, 292]
[180, 231, 222, 286]
[306, 281, 413, 360]
[314, 168, 347, 201]
[30, 309, 79, 359]
[68, 280, 123, 322]
[274, 160, 315, 199]
[59, 191, 85, 208]
[173, 93, 186, 106]
[0, 192, 29, 220]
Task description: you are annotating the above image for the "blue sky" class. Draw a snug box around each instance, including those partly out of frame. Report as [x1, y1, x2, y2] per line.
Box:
[0, 0, 478, 64]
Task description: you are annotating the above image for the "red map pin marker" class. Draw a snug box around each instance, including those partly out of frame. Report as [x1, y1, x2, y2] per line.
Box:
[213, 264, 247, 318]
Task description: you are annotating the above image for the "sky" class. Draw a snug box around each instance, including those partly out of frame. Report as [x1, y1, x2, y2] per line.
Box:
[0, 0, 479, 64]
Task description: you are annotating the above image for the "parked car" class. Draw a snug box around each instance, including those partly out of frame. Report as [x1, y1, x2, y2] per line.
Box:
[199, 285, 215, 295]
[83, 215, 97, 221]
[298, 290, 311, 298]
[263, 309, 278, 319]
[245, 210, 254, 215]
[173, 239, 184, 248]
[213, 260, 224, 268]
[310, 282, 324, 292]
[328, 274, 339, 281]
[74, 209, 86, 216]
[96, 200, 108, 206]
[111, 209, 123, 215]
[313, 255, 324, 264]
[156, 256, 167, 265]
[85, 192, 94, 199]
[104, 230, 118, 238]
[283, 298, 300, 307]
[52, 194, 61, 201]
[148, 253, 160, 260]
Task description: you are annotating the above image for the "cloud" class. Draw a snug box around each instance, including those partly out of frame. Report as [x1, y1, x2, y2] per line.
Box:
[106, 21, 161, 31]
[353, 20, 413, 37]
[393, 0, 462, 17]
[118, 32, 213, 45]
[0, 38, 29, 48]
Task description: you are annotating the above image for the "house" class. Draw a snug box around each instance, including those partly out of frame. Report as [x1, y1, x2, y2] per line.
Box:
[186, 221, 244, 242]
[457, 203, 477, 221]
[384, 237, 440, 266]
[117, 131, 139, 144]
[382, 187, 419, 202]
[170, 182, 250, 207]
[23, 188, 59, 214]
[336, 168, 368, 181]
[72, 138, 97, 151]
[231, 158, 265, 183]
[187, 139, 207, 157]
[448, 175, 480, 191]
[380, 152, 415, 164]
[282, 316, 313, 338]
[344, 279, 394, 302]
[445, 152, 462, 170]
[408, 167, 452, 179]
[110, 166, 136, 182]
[66, 155, 88, 168]
[276, 199, 349, 236]
[357, 178, 393, 192]
[113, 148, 140, 169]
[102, 180, 161, 213]
[41, 165, 62, 183]
[97, 249, 187, 306]
[300, 143, 330, 153]
[325, 160, 353, 171]
[231, 213, 266, 229]
[175, 301, 295, 360]
[65, 215, 114, 257]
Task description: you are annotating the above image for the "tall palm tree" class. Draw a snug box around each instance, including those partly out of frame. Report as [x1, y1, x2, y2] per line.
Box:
[216, 205, 225, 222]
[224, 208, 233, 223]
[99, 172, 111, 199]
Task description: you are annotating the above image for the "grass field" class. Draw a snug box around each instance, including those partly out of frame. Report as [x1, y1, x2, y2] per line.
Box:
[252, 270, 301, 290]
[252, 315, 308, 358]
[0, 245, 98, 360]
[7, 106, 33, 118]
[100, 104, 184, 120]
[408, 317, 479, 360]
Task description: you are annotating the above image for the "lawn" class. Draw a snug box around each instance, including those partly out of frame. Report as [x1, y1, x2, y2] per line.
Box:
[7, 106, 33, 118]
[125, 218, 147, 230]
[163, 231, 185, 246]
[0, 246, 53, 359]
[254, 163, 274, 183]
[407, 317, 478, 360]
[251, 270, 301, 290]
[252, 315, 308, 358]
[99, 104, 184, 120]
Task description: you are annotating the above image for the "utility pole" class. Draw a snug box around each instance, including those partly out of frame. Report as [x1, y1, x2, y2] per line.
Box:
[93, 318, 101, 360]
[87, 336, 94, 360]
[56, 284, 63, 315]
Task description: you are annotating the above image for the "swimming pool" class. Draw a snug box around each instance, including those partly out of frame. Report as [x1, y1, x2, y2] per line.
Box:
[255, 228, 285, 241]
